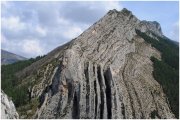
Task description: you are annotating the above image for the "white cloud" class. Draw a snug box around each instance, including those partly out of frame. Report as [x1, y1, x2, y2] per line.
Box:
[170, 21, 179, 41]
[1, 1, 8, 7]
[62, 26, 83, 39]
[57, 17, 70, 25]
[1, 37, 44, 58]
[103, 1, 122, 11]
[22, 39, 44, 57]
[59, 1, 122, 24]
[35, 26, 47, 37]
[1, 34, 7, 44]
[2, 16, 25, 31]
[1, 1, 123, 58]
[83, 1, 122, 11]
[1, 1, 12, 8]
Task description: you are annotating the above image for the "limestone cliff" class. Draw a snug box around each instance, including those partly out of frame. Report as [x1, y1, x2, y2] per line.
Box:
[1, 90, 19, 119]
[15, 8, 175, 119]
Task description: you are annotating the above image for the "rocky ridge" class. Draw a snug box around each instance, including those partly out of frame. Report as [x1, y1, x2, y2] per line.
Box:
[16, 8, 175, 119]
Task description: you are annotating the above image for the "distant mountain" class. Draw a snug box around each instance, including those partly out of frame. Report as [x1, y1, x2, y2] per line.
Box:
[1, 49, 27, 65]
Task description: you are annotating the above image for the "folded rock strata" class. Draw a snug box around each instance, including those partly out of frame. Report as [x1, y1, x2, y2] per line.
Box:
[16, 8, 175, 119]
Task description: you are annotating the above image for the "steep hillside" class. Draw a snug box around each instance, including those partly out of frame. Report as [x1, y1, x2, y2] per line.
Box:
[1, 49, 27, 65]
[136, 29, 179, 118]
[1, 8, 178, 119]
[1, 56, 45, 110]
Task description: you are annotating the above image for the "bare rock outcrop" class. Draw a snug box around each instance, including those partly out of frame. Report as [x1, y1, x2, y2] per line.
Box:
[17, 8, 175, 119]
[1, 90, 19, 119]
[137, 20, 163, 37]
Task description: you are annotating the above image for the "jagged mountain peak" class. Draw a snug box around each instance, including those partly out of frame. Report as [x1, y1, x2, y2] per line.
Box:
[139, 20, 163, 37]
[107, 9, 118, 14]
[121, 8, 133, 15]
[13, 8, 176, 119]
[106, 8, 136, 20]
[106, 8, 163, 38]
[107, 8, 132, 16]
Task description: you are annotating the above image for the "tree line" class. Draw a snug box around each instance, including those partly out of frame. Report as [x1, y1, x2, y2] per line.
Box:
[1, 55, 45, 107]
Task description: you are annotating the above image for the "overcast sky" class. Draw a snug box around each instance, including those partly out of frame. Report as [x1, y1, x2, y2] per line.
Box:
[1, 1, 179, 58]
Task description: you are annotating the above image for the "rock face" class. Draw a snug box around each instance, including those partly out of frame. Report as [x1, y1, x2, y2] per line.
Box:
[1, 90, 19, 119]
[17, 8, 175, 119]
[137, 20, 163, 37]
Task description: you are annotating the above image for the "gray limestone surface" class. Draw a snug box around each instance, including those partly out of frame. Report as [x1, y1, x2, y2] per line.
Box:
[16, 8, 175, 119]
[1, 90, 19, 119]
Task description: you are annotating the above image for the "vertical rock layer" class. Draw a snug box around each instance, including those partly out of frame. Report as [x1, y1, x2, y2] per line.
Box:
[1, 90, 19, 119]
[17, 8, 175, 119]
